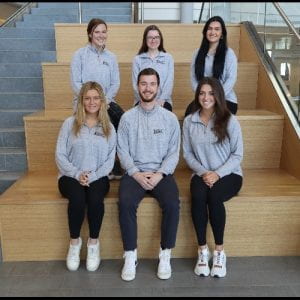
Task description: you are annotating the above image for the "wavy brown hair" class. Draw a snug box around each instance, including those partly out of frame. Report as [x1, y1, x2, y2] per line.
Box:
[191, 77, 231, 143]
[138, 25, 166, 54]
[73, 81, 111, 138]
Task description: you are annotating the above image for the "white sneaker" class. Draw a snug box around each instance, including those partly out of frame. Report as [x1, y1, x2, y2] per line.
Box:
[210, 250, 227, 278]
[121, 249, 137, 281]
[157, 248, 172, 280]
[66, 237, 82, 271]
[194, 246, 211, 277]
[86, 239, 101, 272]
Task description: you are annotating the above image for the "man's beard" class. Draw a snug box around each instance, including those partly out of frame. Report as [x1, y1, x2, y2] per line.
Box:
[139, 91, 157, 103]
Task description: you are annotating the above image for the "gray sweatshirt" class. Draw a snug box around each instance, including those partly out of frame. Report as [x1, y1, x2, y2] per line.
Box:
[55, 116, 116, 184]
[132, 51, 174, 105]
[183, 111, 243, 178]
[117, 104, 180, 176]
[190, 47, 238, 104]
[70, 44, 120, 109]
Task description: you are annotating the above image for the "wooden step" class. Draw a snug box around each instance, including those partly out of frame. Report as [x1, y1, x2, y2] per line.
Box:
[23, 109, 283, 172]
[0, 168, 299, 261]
[42, 61, 258, 111]
[54, 23, 241, 63]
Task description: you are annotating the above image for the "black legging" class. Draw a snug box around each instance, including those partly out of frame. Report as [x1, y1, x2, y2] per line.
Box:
[190, 173, 242, 246]
[184, 100, 238, 117]
[58, 176, 110, 239]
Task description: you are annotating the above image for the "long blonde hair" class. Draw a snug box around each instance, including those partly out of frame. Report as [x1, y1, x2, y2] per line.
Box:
[73, 81, 111, 138]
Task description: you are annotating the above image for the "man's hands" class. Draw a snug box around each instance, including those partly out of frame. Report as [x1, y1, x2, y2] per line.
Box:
[202, 171, 220, 188]
[132, 172, 164, 190]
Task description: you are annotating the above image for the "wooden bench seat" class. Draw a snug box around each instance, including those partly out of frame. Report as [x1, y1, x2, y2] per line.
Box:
[0, 168, 300, 261]
[23, 109, 284, 172]
[42, 62, 258, 110]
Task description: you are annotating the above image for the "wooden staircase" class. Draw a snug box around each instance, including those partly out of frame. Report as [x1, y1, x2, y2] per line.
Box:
[0, 23, 299, 261]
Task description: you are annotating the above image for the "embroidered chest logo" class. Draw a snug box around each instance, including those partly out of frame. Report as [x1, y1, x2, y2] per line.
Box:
[102, 61, 109, 66]
[94, 130, 105, 137]
[153, 129, 163, 135]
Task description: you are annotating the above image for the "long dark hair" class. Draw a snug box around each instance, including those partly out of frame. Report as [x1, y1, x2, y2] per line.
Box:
[138, 25, 166, 54]
[191, 77, 231, 143]
[195, 16, 227, 82]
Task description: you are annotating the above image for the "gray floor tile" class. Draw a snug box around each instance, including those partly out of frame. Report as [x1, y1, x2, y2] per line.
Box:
[289, 285, 300, 297]
[250, 286, 296, 297]
[0, 257, 299, 297]
[9, 261, 50, 276]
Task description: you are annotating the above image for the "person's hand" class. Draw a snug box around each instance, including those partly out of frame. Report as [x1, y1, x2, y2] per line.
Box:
[132, 172, 155, 190]
[79, 171, 91, 187]
[202, 171, 219, 188]
[147, 172, 163, 189]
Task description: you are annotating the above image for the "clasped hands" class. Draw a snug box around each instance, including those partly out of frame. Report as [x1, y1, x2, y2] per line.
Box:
[79, 171, 91, 187]
[202, 171, 220, 188]
[133, 172, 163, 190]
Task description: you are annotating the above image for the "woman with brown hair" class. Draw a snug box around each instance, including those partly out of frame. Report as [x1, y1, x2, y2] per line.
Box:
[132, 25, 174, 111]
[70, 18, 124, 178]
[55, 81, 116, 272]
[183, 77, 243, 278]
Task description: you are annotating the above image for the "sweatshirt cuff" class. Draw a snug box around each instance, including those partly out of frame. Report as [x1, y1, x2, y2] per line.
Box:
[127, 166, 140, 177]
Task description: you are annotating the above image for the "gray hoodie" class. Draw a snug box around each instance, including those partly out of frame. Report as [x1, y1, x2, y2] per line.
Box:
[70, 44, 120, 109]
[190, 47, 238, 104]
[183, 111, 243, 178]
[55, 116, 116, 184]
[117, 104, 180, 176]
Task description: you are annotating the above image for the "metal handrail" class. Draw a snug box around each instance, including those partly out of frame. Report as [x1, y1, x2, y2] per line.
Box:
[244, 21, 300, 134]
[272, 2, 300, 42]
[0, 2, 35, 27]
[78, 2, 82, 24]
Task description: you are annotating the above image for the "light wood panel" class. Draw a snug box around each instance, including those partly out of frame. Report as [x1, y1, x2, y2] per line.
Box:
[42, 62, 258, 111]
[55, 23, 240, 63]
[239, 24, 300, 179]
[24, 109, 283, 172]
[0, 168, 300, 261]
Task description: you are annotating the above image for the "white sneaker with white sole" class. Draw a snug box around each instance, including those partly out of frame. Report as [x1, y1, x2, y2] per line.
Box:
[194, 246, 211, 277]
[66, 237, 82, 271]
[157, 248, 172, 280]
[86, 239, 101, 272]
[121, 249, 138, 281]
[210, 250, 227, 278]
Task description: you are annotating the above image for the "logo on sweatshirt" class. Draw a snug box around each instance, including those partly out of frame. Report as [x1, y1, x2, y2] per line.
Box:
[153, 129, 163, 135]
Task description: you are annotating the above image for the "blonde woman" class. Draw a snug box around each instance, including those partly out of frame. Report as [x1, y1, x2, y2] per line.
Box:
[55, 81, 116, 272]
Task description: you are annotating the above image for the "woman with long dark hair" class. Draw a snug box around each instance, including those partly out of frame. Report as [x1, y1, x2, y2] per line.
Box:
[132, 25, 174, 111]
[185, 16, 238, 116]
[183, 77, 243, 278]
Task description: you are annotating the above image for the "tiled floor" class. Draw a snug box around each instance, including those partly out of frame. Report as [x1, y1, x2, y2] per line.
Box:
[0, 256, 299, 297]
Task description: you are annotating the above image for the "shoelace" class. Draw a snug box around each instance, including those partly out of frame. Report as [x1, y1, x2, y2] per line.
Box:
[69, 245, 79, 258]
[215, 252, 224, 266]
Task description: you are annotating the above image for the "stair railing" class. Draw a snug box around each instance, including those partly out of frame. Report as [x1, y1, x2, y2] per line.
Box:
[0, 2, 37, 27]
[78, 2, 82, 24]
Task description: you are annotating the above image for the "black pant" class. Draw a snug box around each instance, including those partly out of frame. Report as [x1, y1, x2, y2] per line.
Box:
[134, 101, 172, 112]
[118, 174, 180, 251]
[190, 174, 242, 246]
[107, 101, 124, 130]
[184, 100, 238, 117]
[58, 176, 110, 239]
